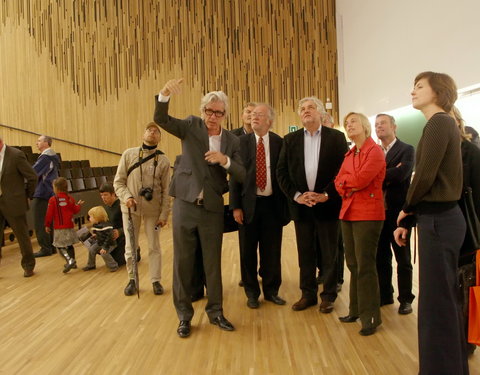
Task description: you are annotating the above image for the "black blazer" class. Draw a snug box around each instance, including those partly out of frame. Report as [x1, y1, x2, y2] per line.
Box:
[276, 126, 348, 221]
[230, 127, 247, 137]
[383, 139, 415, 213]
[229, 132, 289, 225]
[0, 146, 37, 217]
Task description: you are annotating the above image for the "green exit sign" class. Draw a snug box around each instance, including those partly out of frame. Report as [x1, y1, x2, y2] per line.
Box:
[288, 125, 298, 133]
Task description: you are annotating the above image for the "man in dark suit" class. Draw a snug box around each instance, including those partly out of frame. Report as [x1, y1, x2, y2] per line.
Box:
[277, 97, 348, 313]
[154, 78, 245, 338]
[0, 135, 37, 276]
[230, 102, 256, 137]
[230, 103, 289, 309]
[374, 114, 415, 314]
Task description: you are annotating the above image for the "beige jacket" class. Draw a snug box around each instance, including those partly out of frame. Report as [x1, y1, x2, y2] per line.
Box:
[114, 146, 170, 221]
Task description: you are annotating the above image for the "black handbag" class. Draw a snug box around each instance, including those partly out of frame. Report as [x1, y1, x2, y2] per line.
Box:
[459, 187, 480, 252]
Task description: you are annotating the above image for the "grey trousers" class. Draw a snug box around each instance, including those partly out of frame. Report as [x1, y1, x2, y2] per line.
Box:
[341, 220, 383, 329]
[86, 249, 118, 270]
[0, 210, 35, 271]
[172, 199, 224, 321]
[32, 198, 54, 253]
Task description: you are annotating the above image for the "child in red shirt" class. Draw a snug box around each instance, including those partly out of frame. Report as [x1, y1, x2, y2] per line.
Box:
[45, 177, 84, 273]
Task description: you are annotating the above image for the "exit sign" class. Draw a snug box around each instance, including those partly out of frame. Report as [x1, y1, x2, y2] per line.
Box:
[288, 125, 298, 133]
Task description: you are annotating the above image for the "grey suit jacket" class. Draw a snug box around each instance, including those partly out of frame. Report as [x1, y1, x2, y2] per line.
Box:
[154, 98, 245, 213]
[0, 146, 37, 217]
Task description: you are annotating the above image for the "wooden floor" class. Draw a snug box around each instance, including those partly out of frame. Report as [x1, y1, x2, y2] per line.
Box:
[1, 223, 479, 375]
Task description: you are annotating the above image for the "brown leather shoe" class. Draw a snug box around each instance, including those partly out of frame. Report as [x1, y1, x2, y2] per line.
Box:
[24, 269, 34, 277]
[292, 297, 317, 311]
[319, 300, 334, 313]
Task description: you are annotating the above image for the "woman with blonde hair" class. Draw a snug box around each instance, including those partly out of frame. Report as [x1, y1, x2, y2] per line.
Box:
[335, 112, 386, 336]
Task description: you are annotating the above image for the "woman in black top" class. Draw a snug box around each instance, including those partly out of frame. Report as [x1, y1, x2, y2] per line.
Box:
[395, 72, 468, 375]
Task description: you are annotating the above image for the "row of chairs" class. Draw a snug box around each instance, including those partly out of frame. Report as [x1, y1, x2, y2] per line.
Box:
[61, 160, 90, 169]
[67, 176, 115, 192]
[59, 166, 117, 179]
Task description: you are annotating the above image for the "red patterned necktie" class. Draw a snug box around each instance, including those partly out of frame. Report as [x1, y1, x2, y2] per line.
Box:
[256, 137, 266, 191]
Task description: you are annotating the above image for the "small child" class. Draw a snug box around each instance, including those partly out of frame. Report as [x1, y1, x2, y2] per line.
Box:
[45, 177, 84, 273]
[83, 206, 119, 272]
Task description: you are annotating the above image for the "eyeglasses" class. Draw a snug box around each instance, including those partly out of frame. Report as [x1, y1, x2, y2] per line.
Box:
[204, 108, 225, 118]
[251, 112, 267, 118]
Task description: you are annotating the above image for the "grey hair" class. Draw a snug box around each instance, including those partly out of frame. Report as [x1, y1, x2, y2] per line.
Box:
[41, 135, 53, 146]
[297, 96, 326, 116]
[321, 113, 334, 125]
[376, 113, 396, 126]
[254, 103, 275, 123]
[200, 91, 229, 117]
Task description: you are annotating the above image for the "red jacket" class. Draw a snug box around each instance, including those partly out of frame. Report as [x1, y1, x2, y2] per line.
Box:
[45, 192, 81, 229]
[335, 137, 386, 221]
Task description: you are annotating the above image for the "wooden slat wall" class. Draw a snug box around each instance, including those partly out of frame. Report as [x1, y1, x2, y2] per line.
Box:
[0, 0, 338, 166]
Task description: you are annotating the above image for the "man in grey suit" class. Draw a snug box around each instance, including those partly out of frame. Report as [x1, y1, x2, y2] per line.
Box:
[0, 135, 37, 276]
[154, 78, 246, 338]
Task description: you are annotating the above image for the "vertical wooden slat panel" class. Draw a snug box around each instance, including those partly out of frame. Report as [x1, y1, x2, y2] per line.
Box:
[0, 0, 338, 166]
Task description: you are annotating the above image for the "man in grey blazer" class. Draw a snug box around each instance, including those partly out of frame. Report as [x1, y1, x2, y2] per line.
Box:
[154, 78, 245, 338]
[0, 135, 37, 276]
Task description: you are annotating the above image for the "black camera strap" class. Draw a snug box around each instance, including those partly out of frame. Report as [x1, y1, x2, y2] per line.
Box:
[127, 149, 164, 177]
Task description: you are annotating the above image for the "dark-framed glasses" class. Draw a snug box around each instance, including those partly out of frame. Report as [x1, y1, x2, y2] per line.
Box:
[204, 108, 226, 118]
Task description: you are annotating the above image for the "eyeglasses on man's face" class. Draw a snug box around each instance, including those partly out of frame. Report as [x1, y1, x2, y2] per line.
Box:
[204, 108, 226, 118]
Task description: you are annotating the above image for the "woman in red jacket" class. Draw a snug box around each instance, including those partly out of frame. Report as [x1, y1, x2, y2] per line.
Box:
[335, 112, 386, 336]
[45, 177, 84, 273]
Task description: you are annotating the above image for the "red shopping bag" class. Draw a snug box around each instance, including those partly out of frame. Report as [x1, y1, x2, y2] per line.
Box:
[468, 250, 480, 345]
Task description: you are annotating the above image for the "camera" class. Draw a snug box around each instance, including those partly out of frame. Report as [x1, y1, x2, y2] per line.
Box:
[139, 187, 153, 201]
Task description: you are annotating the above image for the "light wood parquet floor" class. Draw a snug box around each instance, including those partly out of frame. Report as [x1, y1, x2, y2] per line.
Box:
[1, 222, 479, 375]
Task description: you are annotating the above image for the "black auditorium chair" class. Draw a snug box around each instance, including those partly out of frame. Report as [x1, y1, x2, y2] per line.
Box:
[84, 177, 97, 190]
[80, 160, 90, 168]
[61, 161, 72, 169]
[67, 179, 73, 193]
[70, 160, 82, 168]
[71, 168, 83, 179]
[59, 169, 72, 179]
[92, 167, 104, 177]
[71, 178, 86, 192]
[95, 176, 107, 187]
[81, 167, 93, 178]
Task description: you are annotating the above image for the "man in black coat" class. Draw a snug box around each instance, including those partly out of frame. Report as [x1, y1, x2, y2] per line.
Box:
[230, 102, 256, 137]
[0, 135, 37, 276]
[230, 103, 290, 308]
[277, 97, 348, 313]
[374, 114, 415, 314]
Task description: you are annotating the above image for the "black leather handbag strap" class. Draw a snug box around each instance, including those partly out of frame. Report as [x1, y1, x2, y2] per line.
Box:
[127, 149, 163, 177]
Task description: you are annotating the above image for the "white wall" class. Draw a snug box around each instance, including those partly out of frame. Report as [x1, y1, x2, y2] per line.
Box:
[336, 0, 480, 125]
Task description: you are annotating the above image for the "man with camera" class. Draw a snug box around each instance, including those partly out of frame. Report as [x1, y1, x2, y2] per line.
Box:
[114, 122, 171, 296]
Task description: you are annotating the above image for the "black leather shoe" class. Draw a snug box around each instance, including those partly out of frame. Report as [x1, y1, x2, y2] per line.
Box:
[292, 297, 317, 311]
[319, 301, 334, 313]
[359, 327, 377, 336]
[124, 279, 137, 296]
[34, 250, 53, 258]
[398, 302, 413, 315]
[339, 315, 359, 323]
[82, 265, 96, 271]
[177, 320, 191, 338]
[152, 281, 164, 295]
[23, 269, 34, 277]
[210, 315, 235, 331]
[247, 298, 260, 309]
[265, 295, 286, 305]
